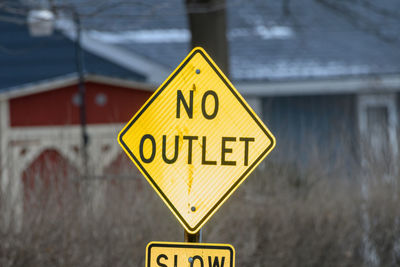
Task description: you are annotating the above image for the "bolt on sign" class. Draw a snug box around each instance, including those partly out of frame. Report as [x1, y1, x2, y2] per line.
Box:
[118, 47, 275, 233]
[146, 242, 234, 267]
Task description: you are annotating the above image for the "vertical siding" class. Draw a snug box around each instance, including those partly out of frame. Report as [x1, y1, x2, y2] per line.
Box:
[9, 82, 152, 126]
[262, 94, 358, 170]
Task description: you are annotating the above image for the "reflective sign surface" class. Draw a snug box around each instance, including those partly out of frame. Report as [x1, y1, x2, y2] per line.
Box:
[146, 242, 234, 267]
[118, 47, 275, 233]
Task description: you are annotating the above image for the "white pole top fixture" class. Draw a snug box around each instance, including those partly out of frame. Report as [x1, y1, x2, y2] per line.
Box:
[27, 9, 55, 37]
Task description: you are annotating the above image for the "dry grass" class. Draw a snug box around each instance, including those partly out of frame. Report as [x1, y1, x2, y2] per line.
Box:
[1, 151, 400, 267]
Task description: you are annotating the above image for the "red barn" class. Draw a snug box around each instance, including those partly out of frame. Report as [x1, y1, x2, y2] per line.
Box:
[2, 75, 154, 193]
[0, 17, 172, 214]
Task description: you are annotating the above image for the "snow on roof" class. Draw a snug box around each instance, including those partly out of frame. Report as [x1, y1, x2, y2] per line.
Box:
[88, 29, 190, 44]
[232, 60, 371, 81]
[88, 25, 294, 45]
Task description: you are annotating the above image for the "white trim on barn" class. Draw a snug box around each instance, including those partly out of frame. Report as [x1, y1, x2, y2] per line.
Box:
[8, 123, 125, 179]
[3, 122, 129, 227]
[0, 74, 155, 100]
[0, 99, 10, 189]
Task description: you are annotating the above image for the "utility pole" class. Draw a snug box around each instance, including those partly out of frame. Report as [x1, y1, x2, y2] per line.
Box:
[185, 0, 229, 75]
[184, 0, 229, 242]
[73, 11, 89, 177]
[26, 7, 89, 177]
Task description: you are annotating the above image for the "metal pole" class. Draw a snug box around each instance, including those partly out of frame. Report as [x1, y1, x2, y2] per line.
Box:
[73, 12, 89, 177]
[184, 229, 202, 242]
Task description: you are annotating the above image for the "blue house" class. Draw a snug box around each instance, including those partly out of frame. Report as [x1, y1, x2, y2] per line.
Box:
[74, 0, 400, 173]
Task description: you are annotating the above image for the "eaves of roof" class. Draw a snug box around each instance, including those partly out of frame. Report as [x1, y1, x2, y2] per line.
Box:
[238, 73, 400, 97]
[0, 73, 155, 101]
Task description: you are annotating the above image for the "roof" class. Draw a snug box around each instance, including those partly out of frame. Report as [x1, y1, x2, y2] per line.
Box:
[74, 0, 400, 82]
[0, 11, 146, 91]
[0, 73, 155, 101]
[1, 0, 400, 93]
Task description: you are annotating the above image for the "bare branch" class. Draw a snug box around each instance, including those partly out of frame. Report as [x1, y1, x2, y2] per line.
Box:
[315, 0, 399, 43]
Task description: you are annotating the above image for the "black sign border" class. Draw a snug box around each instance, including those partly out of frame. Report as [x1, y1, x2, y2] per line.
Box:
[119, 48, 275, 233]
[146, 242, 234, 267]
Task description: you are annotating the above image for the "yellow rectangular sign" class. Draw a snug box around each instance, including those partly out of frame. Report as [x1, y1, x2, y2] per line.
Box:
[146, 242, 234, 267]
[118, 47, 275, 233]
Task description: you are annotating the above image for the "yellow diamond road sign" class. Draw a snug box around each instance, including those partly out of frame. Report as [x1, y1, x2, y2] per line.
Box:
[118, 47, 275, 233]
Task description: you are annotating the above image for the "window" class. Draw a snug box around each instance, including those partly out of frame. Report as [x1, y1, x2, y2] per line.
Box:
[358, 94, 398, 177]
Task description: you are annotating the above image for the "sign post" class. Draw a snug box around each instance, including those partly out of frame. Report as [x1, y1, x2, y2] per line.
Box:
[118, 47, 275, 265]
[184, 229, 201, 243]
